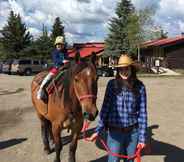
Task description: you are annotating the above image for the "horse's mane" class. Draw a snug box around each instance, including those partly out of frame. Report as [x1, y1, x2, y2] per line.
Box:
[52, 60, 94, 110]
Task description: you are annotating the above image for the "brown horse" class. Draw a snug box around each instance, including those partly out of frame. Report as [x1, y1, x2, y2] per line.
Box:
[31, 57, 98, 162]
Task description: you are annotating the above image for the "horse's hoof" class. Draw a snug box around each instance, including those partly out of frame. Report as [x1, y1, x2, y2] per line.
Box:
[68, 157, 75, 162]
[68, 159, 75, 162]
[54, 159, 60, 162]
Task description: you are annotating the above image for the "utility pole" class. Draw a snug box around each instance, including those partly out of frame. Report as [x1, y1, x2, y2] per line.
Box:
[138, 45, 140, 62]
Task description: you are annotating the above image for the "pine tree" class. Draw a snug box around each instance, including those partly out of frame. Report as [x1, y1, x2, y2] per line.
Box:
[0, 39, 5, 59]
[33, 24, 52, 59]
[105, 0, 140, 57]
[0, 11, 32, 58]
[51, 17, 65, 43]
[160, 29, 168, 39]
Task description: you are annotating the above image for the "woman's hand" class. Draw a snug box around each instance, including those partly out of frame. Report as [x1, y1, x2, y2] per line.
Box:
[86, 133, 98, 142]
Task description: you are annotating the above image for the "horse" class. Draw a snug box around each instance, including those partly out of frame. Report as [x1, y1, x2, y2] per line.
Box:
[31, 55, 98, 162]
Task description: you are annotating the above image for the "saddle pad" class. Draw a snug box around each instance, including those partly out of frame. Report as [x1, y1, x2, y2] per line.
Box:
[46, 70, 66, 94]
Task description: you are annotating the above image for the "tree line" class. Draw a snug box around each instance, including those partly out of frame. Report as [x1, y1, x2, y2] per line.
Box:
[0, 0, 167, 60]
[0, 11, 65, 60]
[105, 0, 168, 57]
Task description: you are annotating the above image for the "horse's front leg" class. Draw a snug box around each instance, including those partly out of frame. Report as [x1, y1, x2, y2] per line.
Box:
[69, 118, 83, 162]
[68, 131, 80, 162]
[48, 121, 54, 146]
[52, 123, 62, 162]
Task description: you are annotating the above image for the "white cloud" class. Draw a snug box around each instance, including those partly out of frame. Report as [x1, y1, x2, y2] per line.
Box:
[154, 0, 184, 36]
[132, 0, 161, 10]
[1, 0, 184, 42]
[27, 27, 41, 38]
[8, 0, 24, 16]
[0, 0, 118, 42]
[0, 1, 11, 29]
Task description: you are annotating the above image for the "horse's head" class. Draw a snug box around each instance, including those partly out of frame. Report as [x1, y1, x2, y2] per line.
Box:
[71, 54, 98, 121]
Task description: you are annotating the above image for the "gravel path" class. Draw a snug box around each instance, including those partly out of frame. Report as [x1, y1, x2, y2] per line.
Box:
[0, 74, 184, 162]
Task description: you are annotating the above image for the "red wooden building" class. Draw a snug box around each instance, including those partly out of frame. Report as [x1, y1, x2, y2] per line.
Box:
[68, 36, 184, 69]
[68, 42, 106, 66]
[140, 35, 184, 69]
[68, 42, 104, 57]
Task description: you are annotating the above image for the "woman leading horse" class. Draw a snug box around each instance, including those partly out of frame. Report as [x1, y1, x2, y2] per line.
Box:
[31, 55, 98, 162]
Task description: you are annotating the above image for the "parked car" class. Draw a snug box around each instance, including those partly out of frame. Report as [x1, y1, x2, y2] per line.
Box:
[0, 61, 2, 73]
[97, 66, 115, 77]
[11, 59, 47, 75]
[2, 60, 13, 74]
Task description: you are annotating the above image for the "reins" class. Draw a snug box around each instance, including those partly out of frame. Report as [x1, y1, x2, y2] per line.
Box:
[82, 121, 142, 162]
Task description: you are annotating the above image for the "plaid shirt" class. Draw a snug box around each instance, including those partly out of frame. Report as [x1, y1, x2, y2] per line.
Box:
[96, 79, 147, 143]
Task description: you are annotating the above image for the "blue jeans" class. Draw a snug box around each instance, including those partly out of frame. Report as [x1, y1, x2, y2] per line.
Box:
[107, 128, 138, 162]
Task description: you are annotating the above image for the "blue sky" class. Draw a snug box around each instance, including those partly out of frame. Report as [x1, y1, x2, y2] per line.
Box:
[0, 0, 184, 43]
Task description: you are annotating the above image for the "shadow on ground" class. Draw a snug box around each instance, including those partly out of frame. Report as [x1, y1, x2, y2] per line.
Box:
[0, 107, 34, 134]
[90, 125, 184, 162]
[0, 138, 27, 150]
[0, 88, 24, 96]
[61, 127, 96, 146]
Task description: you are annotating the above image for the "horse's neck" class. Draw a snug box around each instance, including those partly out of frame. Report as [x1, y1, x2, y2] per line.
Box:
[55, 73, 81, 114]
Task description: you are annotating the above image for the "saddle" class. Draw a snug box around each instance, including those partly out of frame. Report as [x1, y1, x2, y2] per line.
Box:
[46, 69, 67, 95]
[34, 66, 68, 103]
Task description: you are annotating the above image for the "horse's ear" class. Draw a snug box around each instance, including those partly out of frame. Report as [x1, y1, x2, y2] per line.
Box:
[74, 51, 81, 63]
[90, 52, 97, 66]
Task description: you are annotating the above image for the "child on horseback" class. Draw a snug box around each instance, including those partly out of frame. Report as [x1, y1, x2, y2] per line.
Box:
[37, 36, 69, 100]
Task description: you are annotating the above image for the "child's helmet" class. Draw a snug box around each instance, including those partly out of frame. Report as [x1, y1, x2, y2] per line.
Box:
[55, 36, 64, 45]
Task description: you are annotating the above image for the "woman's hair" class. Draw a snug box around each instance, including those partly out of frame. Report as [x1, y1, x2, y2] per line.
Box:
[115, 66, 140, 96]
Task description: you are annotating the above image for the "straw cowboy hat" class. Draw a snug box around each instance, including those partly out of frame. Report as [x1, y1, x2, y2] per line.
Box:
[54, 36, 64, 45]
[115, 54, 137, 68]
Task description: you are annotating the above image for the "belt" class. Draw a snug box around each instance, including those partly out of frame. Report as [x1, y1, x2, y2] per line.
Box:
[108, 124, 138, 133]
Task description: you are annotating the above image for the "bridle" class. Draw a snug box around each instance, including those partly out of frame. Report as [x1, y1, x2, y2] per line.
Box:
[79, 94, 96, 101]
[74, 63, 97, 102]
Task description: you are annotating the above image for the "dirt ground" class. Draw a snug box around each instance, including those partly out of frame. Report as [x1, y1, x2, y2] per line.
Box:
[0, 74, 184, 162]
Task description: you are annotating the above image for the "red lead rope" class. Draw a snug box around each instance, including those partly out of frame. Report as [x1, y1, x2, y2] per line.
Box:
[81, 121, 142, 162]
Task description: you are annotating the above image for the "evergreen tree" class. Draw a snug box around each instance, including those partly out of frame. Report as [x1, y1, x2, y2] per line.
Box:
[143, 26, 168, 41]
[0, 11, 32, 58]
[51, 17, 65, 43]
[33, 24, 52, 59]
[0, 39, 5, 59]
[105, 0, 140, 57]
[154, 28, 168, 39]
[160, 29, 168, 39]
